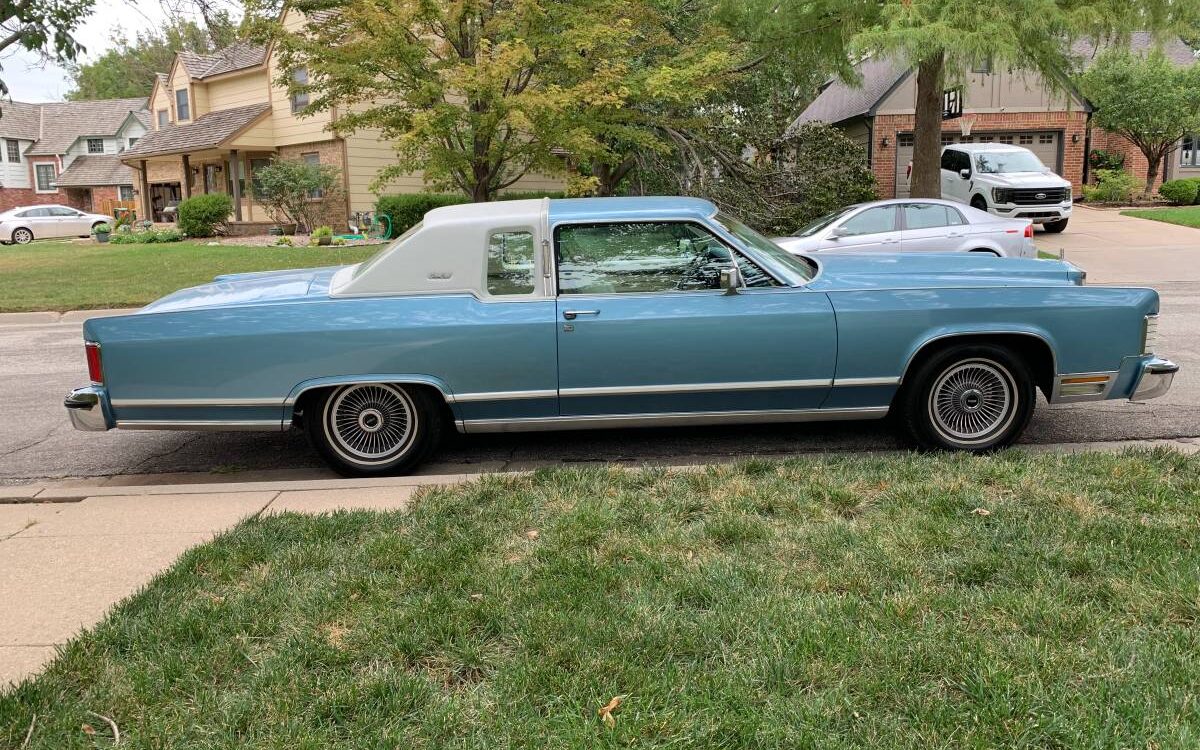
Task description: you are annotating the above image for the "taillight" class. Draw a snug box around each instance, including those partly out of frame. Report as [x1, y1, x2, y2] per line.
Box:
[85, 342, 103, 384]
[1024, 223, 1033, 238]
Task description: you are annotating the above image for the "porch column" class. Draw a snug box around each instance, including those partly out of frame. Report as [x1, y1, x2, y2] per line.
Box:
[229, 149, 242, 222]
[181, 154, 192, 199]
[139, 160, 151, 221]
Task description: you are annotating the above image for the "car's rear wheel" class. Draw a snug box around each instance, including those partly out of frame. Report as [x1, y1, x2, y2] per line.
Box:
[1042, 218, 1068, 233]
[11, 228, 32, 245]
[305, 383, 444, 476]
[896, 343, 1035, 452]
[970, 195, 989, 212]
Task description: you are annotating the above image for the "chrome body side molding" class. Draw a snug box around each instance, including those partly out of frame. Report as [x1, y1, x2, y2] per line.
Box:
[458, 406, 889, 434]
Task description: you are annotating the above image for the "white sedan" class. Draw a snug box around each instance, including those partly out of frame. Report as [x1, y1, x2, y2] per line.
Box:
[0, 204, 112, 245]
[772, 198, 1035, 258]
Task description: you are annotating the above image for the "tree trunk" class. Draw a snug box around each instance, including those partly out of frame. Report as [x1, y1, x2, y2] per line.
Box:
[911, 52, 946, 199]
[1144, 151, 1161, 196]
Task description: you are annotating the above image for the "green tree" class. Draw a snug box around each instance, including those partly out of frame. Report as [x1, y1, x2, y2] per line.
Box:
[252, 158, 344, 232]
[66, 20, 231, 100]
[1082, 49, 1200, 195]
[0, 0, 93, 104]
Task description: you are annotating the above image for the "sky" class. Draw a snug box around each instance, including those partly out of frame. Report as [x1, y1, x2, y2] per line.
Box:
[2, 0, 180, 102]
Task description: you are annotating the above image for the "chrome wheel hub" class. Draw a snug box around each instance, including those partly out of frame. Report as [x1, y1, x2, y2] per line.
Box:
[325, 384, 417, 464]
[928, 360, 1016, 445]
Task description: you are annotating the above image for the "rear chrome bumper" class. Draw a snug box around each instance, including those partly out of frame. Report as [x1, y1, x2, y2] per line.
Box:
[64, 386, 112, 431]
[1131, 358, 1179, 401]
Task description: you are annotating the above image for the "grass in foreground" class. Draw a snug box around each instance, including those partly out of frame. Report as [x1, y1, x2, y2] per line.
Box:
[0, 240, 378, 312]
[3, 451, 1199, 748]
[1120, 205, 1200, 229]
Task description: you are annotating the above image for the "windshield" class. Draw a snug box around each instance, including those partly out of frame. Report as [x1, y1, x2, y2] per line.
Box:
[794, 207, 855, 237]
[975, 151, 1046, 174]
[713, 211, 815, 283]
[350, 221, 424, 279]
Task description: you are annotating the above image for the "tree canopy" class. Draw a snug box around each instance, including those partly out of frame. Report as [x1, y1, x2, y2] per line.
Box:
[1082, 49, 1200, 194]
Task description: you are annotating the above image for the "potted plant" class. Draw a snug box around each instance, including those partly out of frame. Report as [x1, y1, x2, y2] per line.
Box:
[92, 223, 112, 243]
[312, 225, 334, 246]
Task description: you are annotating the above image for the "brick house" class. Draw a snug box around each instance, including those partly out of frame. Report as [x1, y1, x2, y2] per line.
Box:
[0, 98, 149, 212]
[790, 34, 1198, 199]
[122, 9, 561, 232]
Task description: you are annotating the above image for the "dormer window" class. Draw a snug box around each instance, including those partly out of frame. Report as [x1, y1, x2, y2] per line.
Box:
[290, 67, 309, 113]
[87, 138, 104, 154]
[157, 110, 169, 128]
[176, 88, 190, 121]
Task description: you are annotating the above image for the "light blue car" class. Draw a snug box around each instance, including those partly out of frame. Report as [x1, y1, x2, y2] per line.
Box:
[65, 197, 1177, 475]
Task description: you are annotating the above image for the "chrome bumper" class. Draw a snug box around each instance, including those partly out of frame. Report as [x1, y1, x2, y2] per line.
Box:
[64, 386, 112, 431]
[1131, 358, 1179, 401]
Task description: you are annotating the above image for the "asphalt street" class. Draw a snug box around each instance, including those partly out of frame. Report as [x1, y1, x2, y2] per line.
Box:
[2, 279, 1197, 484]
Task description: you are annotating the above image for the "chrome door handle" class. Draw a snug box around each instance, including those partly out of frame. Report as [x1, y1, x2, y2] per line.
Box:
[562, 309, 600, 320]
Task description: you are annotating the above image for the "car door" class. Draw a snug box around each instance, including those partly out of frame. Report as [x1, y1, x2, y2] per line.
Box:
[819, 205, 901, 252]
[553, 220, 837, 418]
[19, 208, 52, 238]
[900, 202, 964, 252]
[49, 207, 86, 236]
[940, 149, 971, 203]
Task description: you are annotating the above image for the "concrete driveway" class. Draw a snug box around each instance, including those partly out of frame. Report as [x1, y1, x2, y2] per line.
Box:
[1035, 205, 1200, 284]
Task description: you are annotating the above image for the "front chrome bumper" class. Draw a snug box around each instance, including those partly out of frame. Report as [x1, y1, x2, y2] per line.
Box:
[64, 386, 112, 431]
[1131, 358, 1179, 401]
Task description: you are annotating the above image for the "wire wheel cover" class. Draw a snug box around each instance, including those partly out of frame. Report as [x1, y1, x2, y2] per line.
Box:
[325, 384, 417, 464]
[928, 359, 1017, 444]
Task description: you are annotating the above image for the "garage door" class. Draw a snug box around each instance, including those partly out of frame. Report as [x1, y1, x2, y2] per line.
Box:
[893, 131, 1062, 199]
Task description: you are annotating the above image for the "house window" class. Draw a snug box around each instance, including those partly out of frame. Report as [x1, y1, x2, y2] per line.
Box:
[1039, 133, 1054, 144]
[1019, 134, 1034, 145]
[1182, 135, 1198, 166]
[157, 110, 169, 128]
[972, 56, 993, 74]
[249, 157, 271, 196]
[175, 88, 190, 121]
[290, 68, 310, 114]
[940, 134, 954, 145]
[5, 139, 19, 162]
[128, 137, 139, 148]
[978, 135, 994, 143]
[999, 135, 1014, 144]
[119, 185, 135, 201]
[35, 163, 57, 192]
[301, 152, 323, 198]
[898, 133, 914, 147]
[87, 138, 104, 154]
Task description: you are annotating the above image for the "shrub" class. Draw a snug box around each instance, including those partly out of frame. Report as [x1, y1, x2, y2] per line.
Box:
[375, 193, 470, 237]
[91, 223, 111, 234]
[1190, 177, 1200, 205]
[1158, 179, 1199, 205]
[107, 228, 185, 244]
[1088, 149, 1126, 172]
[274, 236, 294, 247]
[312, 225, 333, 239]
[332, 236, 347, 246]
[253, 159, 345, 233]
[177, 193, 233, 237]
[1082, 169, 1137, 203]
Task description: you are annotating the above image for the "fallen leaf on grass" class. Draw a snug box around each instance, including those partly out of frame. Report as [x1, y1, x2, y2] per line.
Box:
[598, 695, 623, 728]
[971, 508, 991, 516]
[526, 529, 540, 540]
[81, 724, 95, 736]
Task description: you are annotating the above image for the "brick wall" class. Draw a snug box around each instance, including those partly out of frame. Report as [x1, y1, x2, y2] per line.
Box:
[0, 188, 87, 212]
[869, 111, 1090, 199]
[1088, 129, 1168, 189]
[277, 139, 350, 231]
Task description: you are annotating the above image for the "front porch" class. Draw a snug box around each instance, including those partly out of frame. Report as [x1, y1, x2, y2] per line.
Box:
[129, 147, 277, 226]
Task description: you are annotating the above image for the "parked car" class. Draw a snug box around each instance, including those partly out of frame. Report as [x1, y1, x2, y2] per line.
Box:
[0, 205, 113, 245]
[773, 199, 1034, 257]
[941, 143, 1073, 233]
[65, 197, 1176, 476]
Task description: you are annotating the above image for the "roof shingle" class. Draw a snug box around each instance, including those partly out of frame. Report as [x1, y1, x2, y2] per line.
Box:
[24, 97, 149, 155]
[122, 103, 272, 159]
[55, 155, 135, 186]
[178, 41, 266, 80]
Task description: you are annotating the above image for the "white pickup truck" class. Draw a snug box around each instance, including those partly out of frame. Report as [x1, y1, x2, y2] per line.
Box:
[940, 143, 1073, 233]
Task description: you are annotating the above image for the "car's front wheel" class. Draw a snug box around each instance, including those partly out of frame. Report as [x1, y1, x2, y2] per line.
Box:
[11, 228, 33, 245]
[1042, 218, 1068, 233]
[897, 344, 1035, 452]
[970, 195, 989, 212]
[305, 383, 444, 476]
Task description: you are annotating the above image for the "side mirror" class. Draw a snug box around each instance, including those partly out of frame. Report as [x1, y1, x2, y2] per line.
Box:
[720, 265, 742, 295]
[830, 225, 850, 238]
[959, 168, 970, 180]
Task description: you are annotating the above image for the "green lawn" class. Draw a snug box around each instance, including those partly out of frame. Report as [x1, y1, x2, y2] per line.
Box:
[0, 240, 379, 312]
[1120, 205, 1200, 229]
[3, 451, 1199, 748]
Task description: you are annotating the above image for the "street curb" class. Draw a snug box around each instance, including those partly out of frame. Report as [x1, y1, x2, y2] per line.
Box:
[2, 437, 1196, 503]
[0, 308, 138, 325]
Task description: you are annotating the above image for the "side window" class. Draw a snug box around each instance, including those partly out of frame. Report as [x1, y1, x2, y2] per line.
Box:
[946, 207, 967, 226]
[954, 151, 971, 173]
[940, 150, 956, 170]
[903, 203, 951, 230]
[18, 208, 48, 218]
[49, 207, 79, 217]
[486, 230, 536, 295]
[839, 206, 896, 236]
[557, 222, 742, 295]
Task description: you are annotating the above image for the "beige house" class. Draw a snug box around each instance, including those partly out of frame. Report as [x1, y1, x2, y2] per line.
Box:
[122, 10, 560, 232]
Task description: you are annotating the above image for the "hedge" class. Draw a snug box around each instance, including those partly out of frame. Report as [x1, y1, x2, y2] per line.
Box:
[177, 193, 233, 237]
[1158, 179, 1199, 206]
[375, 190, 568, 237]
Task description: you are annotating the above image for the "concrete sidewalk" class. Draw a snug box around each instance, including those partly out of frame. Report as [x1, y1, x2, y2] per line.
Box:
[3, 437, 1198, 689]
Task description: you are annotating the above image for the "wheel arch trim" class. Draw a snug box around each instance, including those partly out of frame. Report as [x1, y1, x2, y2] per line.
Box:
[283, 374, 456, 415]
[898, 328, 1058, 388]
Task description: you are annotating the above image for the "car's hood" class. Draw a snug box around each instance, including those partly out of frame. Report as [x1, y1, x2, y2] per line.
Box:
[772, 235, 820, 253]
[806, 253, 1084, 291]
[979, 171, 1071, 188]
[139, 266, 346, 313]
